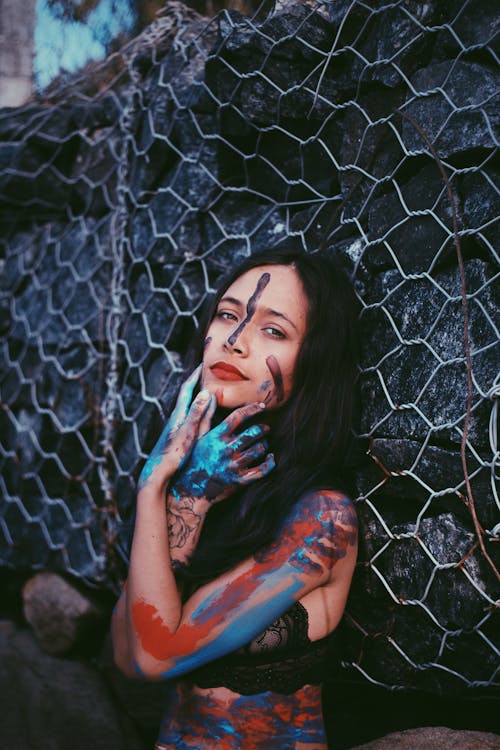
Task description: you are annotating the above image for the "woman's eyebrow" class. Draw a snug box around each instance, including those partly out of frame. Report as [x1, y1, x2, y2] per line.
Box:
[219, 295, 243, 308]
[264, 307, 298, 331]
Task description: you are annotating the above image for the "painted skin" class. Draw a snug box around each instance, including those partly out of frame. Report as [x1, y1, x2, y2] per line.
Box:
[120, 483, 357, 749]
[157, 684, 327, 749]
[201, 266, 308, 409]
[112, 265, 358, 749]
[166, 265, 305, 563]
[131, 490, 356, 675]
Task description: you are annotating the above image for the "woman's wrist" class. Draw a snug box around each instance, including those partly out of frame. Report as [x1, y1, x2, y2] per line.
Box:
[168, 489, 211, 515]
[137, 480, 170, 503]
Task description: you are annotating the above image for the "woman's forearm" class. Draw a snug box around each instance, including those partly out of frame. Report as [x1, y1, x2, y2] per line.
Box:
[167, 491, 211, 567]
[126, 482, 182, 672]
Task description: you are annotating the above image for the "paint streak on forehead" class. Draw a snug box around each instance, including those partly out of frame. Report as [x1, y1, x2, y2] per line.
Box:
[227, 272, 271, 346]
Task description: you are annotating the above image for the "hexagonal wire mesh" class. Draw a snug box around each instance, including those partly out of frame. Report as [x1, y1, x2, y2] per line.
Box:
[0, 0, 498, 692]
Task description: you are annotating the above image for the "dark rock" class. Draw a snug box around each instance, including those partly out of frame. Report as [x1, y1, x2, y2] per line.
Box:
[360, 364, 491, 451]
[451, 0, 500, 51]
[130, 202, 198, 265]
[0, 619, 144, 750]
[201, 195, 287, 274]
[351, 726, 500, 750]
[0, 100, 122, 218]
[218, 4, 333, 61]
[402, 61, 499, 158]
[347, 508, 499, 690]
[458, 166, 500, 258]
[70, 124, 122, 216]
[164, 23, 218, 111]
[22, 572, 105, 655]
[132, 109, 219, 208]
[351, 2, 452, 89]
[208, 5, 364, 123]
[359, 259, 497, 449]
[358, 437, 498, 532]
[361, 160, 457, 273]
[2, 219, 113, 347]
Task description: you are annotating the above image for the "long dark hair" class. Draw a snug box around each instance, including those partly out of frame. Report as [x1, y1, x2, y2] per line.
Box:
[179, 240, 360, 584]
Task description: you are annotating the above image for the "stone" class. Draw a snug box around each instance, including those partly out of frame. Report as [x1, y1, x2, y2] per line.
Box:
[357, 437, 498, 532]
[458, 166, 500, 259]
[402, 61, 499, 158]
[2, 219, 113, 348]
[451, 0, 500, 51]
[0, 619, 145, 750]
[359, 259, 497, 449]
[0, 99, 122, 218]
[207, 5, 366, 123]
[351, 726, 500, 750]
[361, 160, 457, 273]
[22, 572, 105, 655]
[201, 194, 287, 275]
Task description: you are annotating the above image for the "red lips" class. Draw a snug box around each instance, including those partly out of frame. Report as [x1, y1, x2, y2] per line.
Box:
[210, 361, 248, 381]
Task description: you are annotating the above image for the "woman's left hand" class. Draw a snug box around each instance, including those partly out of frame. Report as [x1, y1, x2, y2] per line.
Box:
[169, 399, 275, 507]
[138, 366, 212, 492]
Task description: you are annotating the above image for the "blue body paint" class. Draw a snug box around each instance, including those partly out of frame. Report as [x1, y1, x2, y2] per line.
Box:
[170, 421, 269, 502]
[160, 576, 303, 680]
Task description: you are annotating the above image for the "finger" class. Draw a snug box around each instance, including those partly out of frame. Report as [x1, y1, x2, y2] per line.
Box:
[198, 393, 217, 436]
[169, 389, 212, 469]
[239, 453, 276, 483]
[186, 389, 212, 427]
[222, 402, 267, 435]
[237, 441, 269, 465]
[170, 364, 203, 428]
[230, 423, 269, 452]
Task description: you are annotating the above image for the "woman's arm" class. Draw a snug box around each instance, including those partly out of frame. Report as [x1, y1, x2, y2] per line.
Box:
[126, 487, 357, 680]
[112, 367, 275, 678]
[166, 403, 272, 567]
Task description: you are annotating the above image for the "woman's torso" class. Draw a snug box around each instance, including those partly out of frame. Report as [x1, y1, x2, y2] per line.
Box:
[156, 682, 327, 750]
[155, 553, 357, 750]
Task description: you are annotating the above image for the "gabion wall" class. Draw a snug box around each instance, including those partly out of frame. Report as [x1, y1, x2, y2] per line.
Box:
[0, 0, 498, 694]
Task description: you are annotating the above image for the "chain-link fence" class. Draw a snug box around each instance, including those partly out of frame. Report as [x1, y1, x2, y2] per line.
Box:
[0, 0, 498, 694]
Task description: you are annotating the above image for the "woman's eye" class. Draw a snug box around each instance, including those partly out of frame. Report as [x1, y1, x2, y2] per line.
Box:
[264, 326, 286, 339]
[216, 310, 238, 322]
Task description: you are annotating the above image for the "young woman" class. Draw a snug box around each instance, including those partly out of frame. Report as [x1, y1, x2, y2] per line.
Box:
[112, 243, 359, 749]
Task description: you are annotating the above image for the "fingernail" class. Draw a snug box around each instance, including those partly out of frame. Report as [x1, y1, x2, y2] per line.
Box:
[258, 402, 266, 409]
[198, 389, 210, 401]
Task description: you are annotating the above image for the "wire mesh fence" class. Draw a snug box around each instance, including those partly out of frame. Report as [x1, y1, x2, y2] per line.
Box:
[0, 0, 498, 693]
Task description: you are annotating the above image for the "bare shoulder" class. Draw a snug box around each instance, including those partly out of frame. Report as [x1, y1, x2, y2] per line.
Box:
[295, 488, 358, 530]
[255, 488, 358, 573]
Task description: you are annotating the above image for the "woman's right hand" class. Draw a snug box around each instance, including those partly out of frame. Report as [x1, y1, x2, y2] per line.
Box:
[168, 399, 276, 507]
[137, 365, 212, 493]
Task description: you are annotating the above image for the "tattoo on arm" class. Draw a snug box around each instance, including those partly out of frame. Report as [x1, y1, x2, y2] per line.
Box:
[167, 496, 206, 565]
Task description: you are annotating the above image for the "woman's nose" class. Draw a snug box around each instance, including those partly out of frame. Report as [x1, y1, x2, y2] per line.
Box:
[224, 325, 249, 355]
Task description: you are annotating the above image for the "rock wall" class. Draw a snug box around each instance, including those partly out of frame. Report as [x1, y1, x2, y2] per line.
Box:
[0, 0, 498, 696]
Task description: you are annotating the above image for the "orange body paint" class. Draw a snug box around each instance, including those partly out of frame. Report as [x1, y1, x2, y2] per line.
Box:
[132, 600, 218, 661]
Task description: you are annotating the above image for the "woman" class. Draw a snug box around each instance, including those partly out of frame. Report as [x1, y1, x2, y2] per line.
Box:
[112, 243, 359, 749]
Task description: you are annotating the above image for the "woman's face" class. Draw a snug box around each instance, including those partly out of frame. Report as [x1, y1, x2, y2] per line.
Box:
[202, 264, 308, 409]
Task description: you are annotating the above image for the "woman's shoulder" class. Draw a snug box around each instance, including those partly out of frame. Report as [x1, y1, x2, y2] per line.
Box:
[254, 487, 357, 571]
[293, 487, 357, 528]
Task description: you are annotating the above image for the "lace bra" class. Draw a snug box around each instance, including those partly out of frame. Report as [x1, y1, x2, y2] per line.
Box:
[190, 600, 335, 695]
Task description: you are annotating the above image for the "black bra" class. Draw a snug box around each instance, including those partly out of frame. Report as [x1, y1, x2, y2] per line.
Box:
[190, 600, 334, 695]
